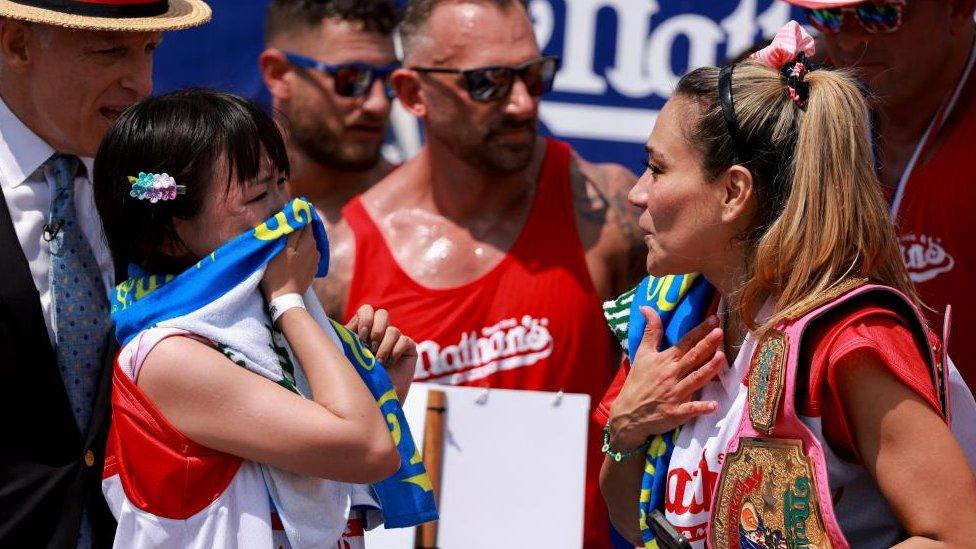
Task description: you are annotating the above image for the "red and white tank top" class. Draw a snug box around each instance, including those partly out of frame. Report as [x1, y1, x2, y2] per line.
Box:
[342, 138, 616, 548]
[102, 328, 369, 549]
[103, 328, 277, 548]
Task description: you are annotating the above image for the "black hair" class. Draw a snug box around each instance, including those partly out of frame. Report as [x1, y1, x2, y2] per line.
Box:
[93, 89, 289, 274]
[265, 0, 400, 44]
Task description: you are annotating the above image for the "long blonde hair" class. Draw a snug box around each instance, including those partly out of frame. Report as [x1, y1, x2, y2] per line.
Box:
[675, 61, 917, 332]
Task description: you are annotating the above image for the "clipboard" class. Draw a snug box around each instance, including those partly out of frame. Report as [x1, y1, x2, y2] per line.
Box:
[365, 383, 591, 549]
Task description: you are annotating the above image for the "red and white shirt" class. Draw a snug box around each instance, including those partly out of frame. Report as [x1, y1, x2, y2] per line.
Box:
[102, 328, 370, 549]
[892, 73, 976, 391]
[103, 328, 279, 548]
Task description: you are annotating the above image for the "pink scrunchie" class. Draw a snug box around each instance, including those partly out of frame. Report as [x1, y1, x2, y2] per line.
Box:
[749, 20, 816, 70]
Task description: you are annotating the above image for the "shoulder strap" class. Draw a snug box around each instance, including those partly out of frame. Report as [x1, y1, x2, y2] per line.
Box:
[789, 284, 947, 417]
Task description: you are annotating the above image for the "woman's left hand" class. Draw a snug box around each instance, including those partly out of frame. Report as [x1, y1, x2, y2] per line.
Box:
[346, 304, 418, 402]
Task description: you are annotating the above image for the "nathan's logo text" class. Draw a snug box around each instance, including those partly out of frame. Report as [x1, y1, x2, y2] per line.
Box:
[531, 0, 792, 142]
[900, 233, 954, 283]
[415, 316, 554, 384]
[665, 454, 719, 541]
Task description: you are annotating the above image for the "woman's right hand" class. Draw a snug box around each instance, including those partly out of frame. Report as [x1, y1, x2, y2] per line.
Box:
[607, 306, 725, 451]
[261, 227, 320, 301]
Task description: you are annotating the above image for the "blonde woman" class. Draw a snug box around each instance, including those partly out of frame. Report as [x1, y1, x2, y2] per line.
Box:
[599, 22, 976, 548]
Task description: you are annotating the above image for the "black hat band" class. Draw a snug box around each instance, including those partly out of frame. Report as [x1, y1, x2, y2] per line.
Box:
[7, 0, 169, 18]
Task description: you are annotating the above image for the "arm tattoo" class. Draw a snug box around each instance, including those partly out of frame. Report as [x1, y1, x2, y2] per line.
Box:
[604, 168, 647, 284]
[569, 159, 608, 249]
[570, 157, 646, 290]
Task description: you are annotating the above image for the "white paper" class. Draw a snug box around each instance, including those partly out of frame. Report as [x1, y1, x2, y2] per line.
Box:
[366, 384, 590, 549]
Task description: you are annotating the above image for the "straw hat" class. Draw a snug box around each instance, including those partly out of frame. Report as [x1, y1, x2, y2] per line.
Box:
[0, 0, 211, 32]
[781, 0, 862, 7]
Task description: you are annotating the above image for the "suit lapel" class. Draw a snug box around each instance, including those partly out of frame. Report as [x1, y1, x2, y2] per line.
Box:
[0, 183, 78, 441]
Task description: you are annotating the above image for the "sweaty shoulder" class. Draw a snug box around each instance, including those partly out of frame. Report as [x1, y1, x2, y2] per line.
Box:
[568, 149, 645, 300]
[316, 216, 355, 320]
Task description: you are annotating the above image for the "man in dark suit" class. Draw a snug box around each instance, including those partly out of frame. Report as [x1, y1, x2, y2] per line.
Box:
[0, 1, 210, 546]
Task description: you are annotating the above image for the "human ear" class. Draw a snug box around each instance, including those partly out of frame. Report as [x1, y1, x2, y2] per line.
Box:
[391, 68, 426, 117]
[0, 20, 31, 71]
[719, 165, 755, 224]
[258, 49, 294, 103]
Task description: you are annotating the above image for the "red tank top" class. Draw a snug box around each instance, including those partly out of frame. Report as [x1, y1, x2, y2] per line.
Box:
[343, 138, 615, 548]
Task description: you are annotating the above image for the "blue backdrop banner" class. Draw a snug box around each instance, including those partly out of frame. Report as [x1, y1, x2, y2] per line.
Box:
[153, 0, 804, 173]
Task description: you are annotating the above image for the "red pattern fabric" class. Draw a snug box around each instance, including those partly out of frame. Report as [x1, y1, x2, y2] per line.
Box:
[103, 359, 243, 519]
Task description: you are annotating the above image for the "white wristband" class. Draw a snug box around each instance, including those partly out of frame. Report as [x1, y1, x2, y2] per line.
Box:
[269, 293, 305, 323]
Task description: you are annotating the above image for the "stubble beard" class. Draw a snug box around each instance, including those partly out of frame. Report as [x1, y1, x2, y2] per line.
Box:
[448, 121, 539, 176]
[290, 118, 384, 172]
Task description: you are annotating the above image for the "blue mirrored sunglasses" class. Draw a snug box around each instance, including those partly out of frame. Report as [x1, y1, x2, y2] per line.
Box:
[283, 51, 399, 99]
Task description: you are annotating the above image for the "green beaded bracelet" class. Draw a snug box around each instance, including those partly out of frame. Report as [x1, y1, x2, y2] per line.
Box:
[602, 419, 651, 462]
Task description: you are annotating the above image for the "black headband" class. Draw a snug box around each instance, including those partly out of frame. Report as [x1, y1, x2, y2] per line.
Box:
[718, 64, 749, 164]
[7, 0, 169, 18]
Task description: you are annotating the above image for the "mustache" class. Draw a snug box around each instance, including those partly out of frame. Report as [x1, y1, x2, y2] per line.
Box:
[346, 113, 387, 128]
[486, 117, 538, 136]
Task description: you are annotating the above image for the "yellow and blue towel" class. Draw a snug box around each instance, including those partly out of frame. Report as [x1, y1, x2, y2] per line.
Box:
[111, 198, 437, 542]
[605, 273, 714, 548]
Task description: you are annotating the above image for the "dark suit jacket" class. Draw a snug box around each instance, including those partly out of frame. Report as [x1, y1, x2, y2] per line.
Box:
[0, 185, 117, 548]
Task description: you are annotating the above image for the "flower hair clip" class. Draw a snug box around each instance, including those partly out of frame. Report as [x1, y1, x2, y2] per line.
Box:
[127, 172, 185, 203]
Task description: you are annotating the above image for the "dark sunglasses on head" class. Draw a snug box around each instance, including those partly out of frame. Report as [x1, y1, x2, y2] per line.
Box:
[805, 0, 906, 34]
[410, 55, 560, 102]
[283, 51, 399, 99]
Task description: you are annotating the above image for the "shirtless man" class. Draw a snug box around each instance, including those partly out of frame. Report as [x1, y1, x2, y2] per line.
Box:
[259, 0, 399, 226]
[318, 1, 645, 545]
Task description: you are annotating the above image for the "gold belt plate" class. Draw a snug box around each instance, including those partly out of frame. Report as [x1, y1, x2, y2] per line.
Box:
[711, 437, 831, 549]
[748, 330, 788, 435]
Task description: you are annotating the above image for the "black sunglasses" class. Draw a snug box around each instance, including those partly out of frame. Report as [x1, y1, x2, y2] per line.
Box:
[283, 51, 399, 99]
[410, 55, 559, 102]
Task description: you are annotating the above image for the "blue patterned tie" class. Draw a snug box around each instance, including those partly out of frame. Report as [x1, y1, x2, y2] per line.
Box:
[47, 154, 110, 435]
[47, 154, 107, 549]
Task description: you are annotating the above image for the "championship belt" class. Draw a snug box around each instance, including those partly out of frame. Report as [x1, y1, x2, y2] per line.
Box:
[709, 331, 832, 549]
[706, 281, 947, 549]
[711, 439, 830, 548]
[707, 280, 873, 549]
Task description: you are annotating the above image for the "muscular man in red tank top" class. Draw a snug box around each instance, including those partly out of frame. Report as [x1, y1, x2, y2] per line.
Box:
[315, 2, 646, 546]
